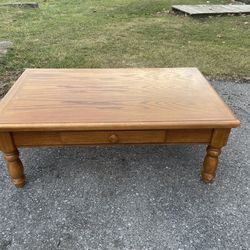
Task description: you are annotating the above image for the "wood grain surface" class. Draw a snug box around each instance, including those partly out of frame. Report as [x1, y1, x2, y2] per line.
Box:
[0, 68, 239, 131]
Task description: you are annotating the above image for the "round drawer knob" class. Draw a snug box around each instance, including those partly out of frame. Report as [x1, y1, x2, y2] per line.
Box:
[108, 134, 119, 143]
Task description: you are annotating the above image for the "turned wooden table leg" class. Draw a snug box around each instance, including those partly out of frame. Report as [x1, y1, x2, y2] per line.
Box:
[202, 146, 221, 183]
[201, 128, 231, 183]
[4, 150, 25, 188]
[0, 132, 25, 188]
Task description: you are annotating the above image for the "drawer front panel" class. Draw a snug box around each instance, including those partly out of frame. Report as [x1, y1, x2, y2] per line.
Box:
[60, 130, 166, 144]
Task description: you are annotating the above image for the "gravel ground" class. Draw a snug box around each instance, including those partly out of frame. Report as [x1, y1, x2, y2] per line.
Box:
[0, 81, 249, 250]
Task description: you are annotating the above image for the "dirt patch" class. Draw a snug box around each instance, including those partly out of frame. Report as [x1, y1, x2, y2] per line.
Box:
[0, 70, 23, 98]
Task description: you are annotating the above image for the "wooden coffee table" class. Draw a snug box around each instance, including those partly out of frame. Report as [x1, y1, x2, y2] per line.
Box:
[0, 68, 239, 188]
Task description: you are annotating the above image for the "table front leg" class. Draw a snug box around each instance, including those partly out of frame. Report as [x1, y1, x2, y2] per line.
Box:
[201, 129, 231, 183]
[202, 146, 221, 183]
[0, 132, 25, 188]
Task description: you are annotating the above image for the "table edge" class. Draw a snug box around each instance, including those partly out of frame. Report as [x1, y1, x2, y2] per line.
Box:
[0, 120, 240, 131]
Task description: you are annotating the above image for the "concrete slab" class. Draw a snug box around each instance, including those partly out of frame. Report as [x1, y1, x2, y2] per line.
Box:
[172, 5, 250, 16]
[0, 2, 38, 8]
[0, 41, 13, 57]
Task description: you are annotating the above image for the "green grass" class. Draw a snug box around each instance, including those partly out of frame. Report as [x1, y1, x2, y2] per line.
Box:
[0, 0, 250, 95]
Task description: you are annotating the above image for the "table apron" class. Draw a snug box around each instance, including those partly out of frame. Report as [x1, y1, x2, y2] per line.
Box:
[11, 129, 215, 147]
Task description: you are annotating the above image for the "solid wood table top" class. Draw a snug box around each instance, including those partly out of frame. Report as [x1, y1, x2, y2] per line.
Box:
[0, 68, 239, 131]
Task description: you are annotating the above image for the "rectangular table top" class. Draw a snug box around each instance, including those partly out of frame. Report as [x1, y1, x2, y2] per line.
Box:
[0, 68, 239, 131]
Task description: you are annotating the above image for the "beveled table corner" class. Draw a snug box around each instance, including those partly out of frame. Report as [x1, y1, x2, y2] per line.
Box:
[0, 68, 240, 188]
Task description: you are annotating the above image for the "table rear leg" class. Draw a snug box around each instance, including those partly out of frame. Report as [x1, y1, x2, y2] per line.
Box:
[0, 132, 25, 188]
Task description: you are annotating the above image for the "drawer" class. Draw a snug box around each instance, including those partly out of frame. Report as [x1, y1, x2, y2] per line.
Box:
[13, 130, 166, 146]
[61, 130, 166, 144]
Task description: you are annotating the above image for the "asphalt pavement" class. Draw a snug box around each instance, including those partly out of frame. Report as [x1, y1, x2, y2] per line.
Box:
[0, 81, 249, 250]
